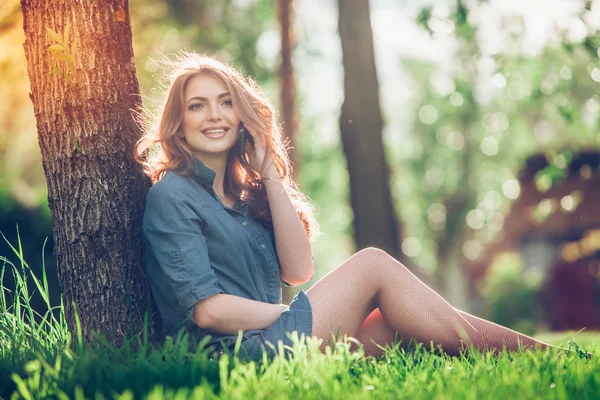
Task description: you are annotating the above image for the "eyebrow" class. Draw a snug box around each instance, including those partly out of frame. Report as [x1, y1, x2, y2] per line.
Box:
[186, 93, 231, 104]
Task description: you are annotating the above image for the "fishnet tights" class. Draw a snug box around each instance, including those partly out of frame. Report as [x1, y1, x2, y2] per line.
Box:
[306, 248, 554, 357]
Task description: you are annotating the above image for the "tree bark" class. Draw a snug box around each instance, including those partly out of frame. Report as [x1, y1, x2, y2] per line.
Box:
[278, 0, 299, 176]
[21, 0, 154, 346]
[337, 0, 401, 258]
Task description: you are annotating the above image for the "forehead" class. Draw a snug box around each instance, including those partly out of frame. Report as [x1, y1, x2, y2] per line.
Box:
[185, 73, 229, 99]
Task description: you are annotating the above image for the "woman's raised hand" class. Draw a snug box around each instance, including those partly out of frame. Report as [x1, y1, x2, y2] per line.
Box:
[244, 125, 277, 178]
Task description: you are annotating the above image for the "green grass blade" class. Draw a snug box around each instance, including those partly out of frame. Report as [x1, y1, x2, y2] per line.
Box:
[73, 301, 84, 353]
[41, 238, 50, 298]
[0, 229, 31, 269]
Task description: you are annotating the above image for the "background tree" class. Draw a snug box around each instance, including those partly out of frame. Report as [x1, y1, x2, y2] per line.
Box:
[279, 0, 299, 173]
[337, 0, 402, 259]
[278, 0, 299, 303]
[20, 0, 153, 345]
[396, 1, 600, 308]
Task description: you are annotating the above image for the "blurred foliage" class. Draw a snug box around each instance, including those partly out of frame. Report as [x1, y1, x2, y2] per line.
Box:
[393, 1, 600, 281]
[0, 1, 52, 290]
[0, 0, 46, 210]
[131, 0, 278, 104]
[478, 252, 544, 335]
[296, 116, 354, 283]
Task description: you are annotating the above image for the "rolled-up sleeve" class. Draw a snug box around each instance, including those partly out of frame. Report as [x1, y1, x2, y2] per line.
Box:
[143, 184, 223, 318]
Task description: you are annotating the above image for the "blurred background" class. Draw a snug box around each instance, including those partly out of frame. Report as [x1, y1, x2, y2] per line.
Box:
[1, 0, 599, 338]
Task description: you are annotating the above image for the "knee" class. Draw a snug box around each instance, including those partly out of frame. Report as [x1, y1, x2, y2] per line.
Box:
[354, 247, 409, 274]
[355, 247, 392, 262]
[351, 247, 394, 274]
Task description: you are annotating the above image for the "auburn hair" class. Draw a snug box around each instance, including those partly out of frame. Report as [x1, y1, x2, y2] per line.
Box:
[134, 52, 319, 240]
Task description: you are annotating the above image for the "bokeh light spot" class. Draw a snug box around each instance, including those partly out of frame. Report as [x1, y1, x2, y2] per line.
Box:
[487, 211, 505, 232]
[463, 240, 483, 260]
[535, 174, 552, 192]
[447, 130, 465, 151]
[492, 73, 506, 88]
[553, 154, 567, 169]
[419, 105, 439, 125]
[591, 68, 600, 83]
[466, 209, 485, 230]
[433, 74, 456, 96]
[538, 198, 556, 215]
[450, 92, 464, 106]
[481, 136, 499, 156]
[560, 66, 572, 80]
[540, 80, 554, 94]
[502, 179, 520, 199]
[427, 203, 447, 231]
[402, 237, 422, 257]
[480, 190, 502, 211]
[560, 195, 574, 212]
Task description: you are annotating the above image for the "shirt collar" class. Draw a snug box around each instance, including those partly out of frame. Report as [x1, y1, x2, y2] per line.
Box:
[188, 158, 243, 210]
[189, 158, 216, 187]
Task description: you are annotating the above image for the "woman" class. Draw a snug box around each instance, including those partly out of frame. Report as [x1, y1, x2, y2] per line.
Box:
[136, 53, 556, 360]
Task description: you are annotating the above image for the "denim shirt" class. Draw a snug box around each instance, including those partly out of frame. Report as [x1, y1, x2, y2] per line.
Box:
[142, 159, 287, 347]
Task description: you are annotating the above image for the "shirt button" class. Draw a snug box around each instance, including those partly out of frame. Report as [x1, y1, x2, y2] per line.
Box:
[241, 221, 248, 226]
[261, 244, 266, 248]
[271, 272, 276, 278]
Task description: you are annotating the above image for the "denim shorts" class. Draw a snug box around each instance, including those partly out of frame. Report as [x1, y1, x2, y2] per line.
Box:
[239, 290, 313, 361]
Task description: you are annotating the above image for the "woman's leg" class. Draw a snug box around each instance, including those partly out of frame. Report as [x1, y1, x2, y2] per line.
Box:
[354, 307, 553, 357]
[355, 309, 397, 357]
[306, 247, 553, 356]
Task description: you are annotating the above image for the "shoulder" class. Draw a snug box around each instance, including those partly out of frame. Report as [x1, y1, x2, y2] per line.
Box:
[146, 171, 203, 207]
[143, 173, 209, 230]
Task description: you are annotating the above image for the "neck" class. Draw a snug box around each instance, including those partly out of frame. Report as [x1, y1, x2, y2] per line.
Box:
[196, 153, 228, 197]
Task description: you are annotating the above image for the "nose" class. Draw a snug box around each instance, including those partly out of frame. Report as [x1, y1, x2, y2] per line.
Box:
[208, 104, 223, 121]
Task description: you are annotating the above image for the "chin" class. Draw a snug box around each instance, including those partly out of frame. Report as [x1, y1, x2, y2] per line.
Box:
[194, 145, 235, 158]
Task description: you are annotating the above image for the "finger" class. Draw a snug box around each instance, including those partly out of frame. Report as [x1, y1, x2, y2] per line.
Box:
[244, 124, 258, 139]
[245, 140, 254, 154]
[244, 125, 266, 148]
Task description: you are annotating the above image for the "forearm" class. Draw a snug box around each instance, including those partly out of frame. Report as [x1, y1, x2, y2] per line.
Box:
[262, 168, 314, 285]
[192, 293, 287, 335]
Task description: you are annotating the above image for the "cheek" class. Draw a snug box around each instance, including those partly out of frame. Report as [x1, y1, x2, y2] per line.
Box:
[182, 111, 201, 129]
[225, 108, 240, 123]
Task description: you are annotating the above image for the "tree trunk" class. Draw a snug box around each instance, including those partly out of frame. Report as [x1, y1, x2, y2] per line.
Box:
[279, 0, 298, 304]
[21, 0, 155, 346]
[337, 0, 401, 258]
[279, 0, 298, 175]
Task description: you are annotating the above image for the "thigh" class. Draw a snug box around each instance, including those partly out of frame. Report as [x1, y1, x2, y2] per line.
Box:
[305, 248, 388, 347]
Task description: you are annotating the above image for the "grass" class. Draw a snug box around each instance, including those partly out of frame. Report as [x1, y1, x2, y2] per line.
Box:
[1, 233, 599, 399]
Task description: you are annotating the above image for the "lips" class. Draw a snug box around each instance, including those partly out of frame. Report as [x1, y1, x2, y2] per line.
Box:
[200, 126, 229, 139]
[201, 126, 229, 134]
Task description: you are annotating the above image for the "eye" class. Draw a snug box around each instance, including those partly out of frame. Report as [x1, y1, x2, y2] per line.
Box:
[222, 99, 233, 107]
[189, 103, 203, 110]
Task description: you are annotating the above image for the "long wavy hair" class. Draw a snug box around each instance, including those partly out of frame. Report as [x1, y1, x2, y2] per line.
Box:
[135, 53, 319, 240]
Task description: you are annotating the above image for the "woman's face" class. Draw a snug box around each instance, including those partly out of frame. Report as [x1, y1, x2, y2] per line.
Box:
[181, 73, 241, 161]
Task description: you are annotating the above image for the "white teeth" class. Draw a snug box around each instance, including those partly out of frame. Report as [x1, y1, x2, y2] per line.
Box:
[204, 129, 225, 134]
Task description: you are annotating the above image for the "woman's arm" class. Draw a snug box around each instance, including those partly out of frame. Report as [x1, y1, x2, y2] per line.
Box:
[243, 125, 314, 286]
[262, 166, 314, 286]
[192, 294, 287, 334]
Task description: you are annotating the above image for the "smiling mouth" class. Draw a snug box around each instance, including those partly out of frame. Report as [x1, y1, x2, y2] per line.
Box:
[202, 128, 228, 138]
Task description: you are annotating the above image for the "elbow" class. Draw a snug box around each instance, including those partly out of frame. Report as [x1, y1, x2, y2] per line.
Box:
[191, 298, 219, 330]
[282, 265, 314, 286]
[191, 305, 212, 329]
